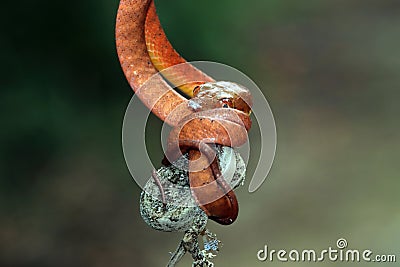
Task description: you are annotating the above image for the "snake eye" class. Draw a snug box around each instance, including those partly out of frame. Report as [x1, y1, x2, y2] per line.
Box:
[220, 98, 233, 109]
[193, 85, 201, 96]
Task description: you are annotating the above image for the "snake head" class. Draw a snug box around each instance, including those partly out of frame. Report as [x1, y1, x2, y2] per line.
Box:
[189, 81, 253, 114]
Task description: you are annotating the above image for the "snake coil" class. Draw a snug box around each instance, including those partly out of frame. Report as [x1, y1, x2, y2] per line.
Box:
[116, 0, 252, 225]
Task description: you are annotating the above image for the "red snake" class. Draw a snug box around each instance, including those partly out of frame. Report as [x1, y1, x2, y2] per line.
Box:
[116, 0, 252, 225]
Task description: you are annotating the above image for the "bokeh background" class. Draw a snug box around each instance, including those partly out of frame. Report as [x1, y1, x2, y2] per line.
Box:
[1, 0, 399, 266]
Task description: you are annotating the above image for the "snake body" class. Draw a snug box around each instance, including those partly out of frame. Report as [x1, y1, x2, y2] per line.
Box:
[116, 0, 252, 225]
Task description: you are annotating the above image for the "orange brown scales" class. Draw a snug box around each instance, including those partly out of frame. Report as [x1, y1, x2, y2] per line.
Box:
[162, 83, 251, 225]
[116, 0, 252, 225]
[188, 150, 239, 225]
[145, 1, 214, 97]
[116, 0, 192, 125]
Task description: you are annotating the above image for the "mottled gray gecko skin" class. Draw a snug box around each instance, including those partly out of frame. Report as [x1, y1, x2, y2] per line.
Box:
[140, 145, 246, 232]
[140, 146, 246, 266]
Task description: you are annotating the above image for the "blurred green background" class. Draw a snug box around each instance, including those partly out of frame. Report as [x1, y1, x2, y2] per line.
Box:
[1, 0, 399, 266]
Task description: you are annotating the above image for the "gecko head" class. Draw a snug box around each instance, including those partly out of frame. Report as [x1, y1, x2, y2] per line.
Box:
[191, 81, 252, 114]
